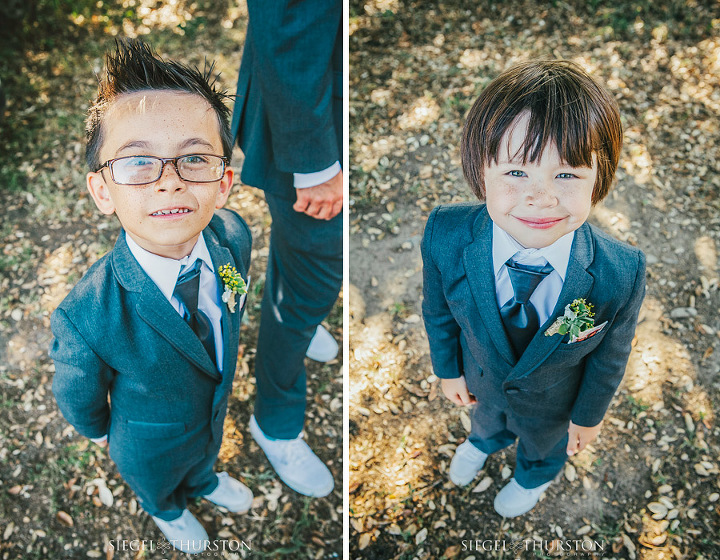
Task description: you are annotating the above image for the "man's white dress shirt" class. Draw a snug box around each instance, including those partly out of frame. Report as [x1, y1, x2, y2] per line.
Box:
[293, 161, 342, 188]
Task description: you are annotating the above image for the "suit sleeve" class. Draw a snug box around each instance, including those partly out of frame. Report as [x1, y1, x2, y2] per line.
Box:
[50, 308, 114, 439]
[570, 250, 647, 427]
[421, 207, 463, 379]
[245, 0, 341, 174]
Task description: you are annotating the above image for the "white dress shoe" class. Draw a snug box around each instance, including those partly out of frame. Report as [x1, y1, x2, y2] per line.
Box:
[493, 478, 552, 517]
[151, 509, 208, 554]
[305, 324, 338, 362]
[249, 414, 334, 497]
[449, 440, 489, 486]
[203, 472, 253, 513]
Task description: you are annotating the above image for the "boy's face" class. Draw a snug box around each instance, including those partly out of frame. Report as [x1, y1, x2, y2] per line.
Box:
[86, 91, 233, 260]
[484, 112, 597, 249]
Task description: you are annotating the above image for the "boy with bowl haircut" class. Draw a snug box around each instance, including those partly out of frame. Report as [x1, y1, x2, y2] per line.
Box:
[50, 40, 253, 554]
[421, 60, 646, 517]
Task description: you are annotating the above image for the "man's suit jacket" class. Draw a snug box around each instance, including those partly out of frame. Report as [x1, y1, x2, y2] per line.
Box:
[230, 0, 343, 197]
[422, 204, 646, 428]
[50, 209, 251, 480]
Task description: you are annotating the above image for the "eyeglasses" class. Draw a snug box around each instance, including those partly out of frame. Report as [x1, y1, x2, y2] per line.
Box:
[96, 154, 229, 186]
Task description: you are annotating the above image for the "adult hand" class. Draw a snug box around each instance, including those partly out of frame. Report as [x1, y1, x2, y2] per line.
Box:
[293, 170, 343, 220]
[441, 376, 477, 406]
[566, 420, 602, 456]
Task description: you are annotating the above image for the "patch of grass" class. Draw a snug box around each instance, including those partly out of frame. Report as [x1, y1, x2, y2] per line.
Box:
[239, 470, 277, 483]
[55, 442, 97, 473]
[592, 515, 623, 541]
[256, 498, 316, 558]
[653, 472, 667, 485]
[626, 395, 650, 416]
[389, 302, 408, 317]
[444, 93, 471, 116]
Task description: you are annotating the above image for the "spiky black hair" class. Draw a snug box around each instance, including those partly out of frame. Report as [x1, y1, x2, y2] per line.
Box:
[86, 39, 232, 171]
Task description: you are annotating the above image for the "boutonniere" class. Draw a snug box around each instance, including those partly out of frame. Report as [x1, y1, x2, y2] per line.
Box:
[545, 298, 595, 339]
[218, 264, 247, 313]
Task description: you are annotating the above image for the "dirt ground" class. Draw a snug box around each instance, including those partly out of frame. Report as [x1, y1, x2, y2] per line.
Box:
[349, 1, 720, 559]
[0, 2, 342, 559]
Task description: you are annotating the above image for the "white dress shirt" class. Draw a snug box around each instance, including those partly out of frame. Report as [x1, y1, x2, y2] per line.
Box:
[492, 223, 574, 326]
[293, 161, 342, 188]
[126, 234, 224, 371]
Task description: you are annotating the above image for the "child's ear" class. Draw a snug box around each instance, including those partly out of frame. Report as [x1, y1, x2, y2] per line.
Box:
[214, 167, 234, 209]
[86, 171, 116, 215]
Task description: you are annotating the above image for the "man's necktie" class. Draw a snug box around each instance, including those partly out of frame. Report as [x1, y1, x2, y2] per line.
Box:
[173, 259, 216, 366]
[499, 259, 554, 358]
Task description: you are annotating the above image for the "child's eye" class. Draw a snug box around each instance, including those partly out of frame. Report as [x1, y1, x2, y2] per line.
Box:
[183, 155, 209, 165]
[556, 172, 577, 179]
[128, 157, 155, 167]
[508, 170, 527, 177]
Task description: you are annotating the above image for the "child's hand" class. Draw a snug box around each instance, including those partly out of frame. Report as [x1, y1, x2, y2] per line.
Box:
[441, 377, 477, 406]
[567, 420, 602, 456]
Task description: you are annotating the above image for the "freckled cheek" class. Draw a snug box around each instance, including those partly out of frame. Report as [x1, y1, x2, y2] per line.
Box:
[487, 181, 521, 214]
[119, 192, 152, 221]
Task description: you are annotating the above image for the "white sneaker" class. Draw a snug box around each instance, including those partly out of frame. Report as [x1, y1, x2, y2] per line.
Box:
[249, 414, 334, 497]
[493, 478, 552, 517]
[203, 472, 253, 513]
[449, 440, 489, 486]
[305, 324, 338, 362]
[151, 509, 208, 554]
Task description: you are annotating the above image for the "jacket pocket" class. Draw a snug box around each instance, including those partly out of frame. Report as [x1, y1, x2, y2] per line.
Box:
[126, 420, 185, 439]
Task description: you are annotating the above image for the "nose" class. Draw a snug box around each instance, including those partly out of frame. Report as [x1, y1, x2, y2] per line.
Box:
[526, 176, 557, 207]
[154, 161, 186, 192]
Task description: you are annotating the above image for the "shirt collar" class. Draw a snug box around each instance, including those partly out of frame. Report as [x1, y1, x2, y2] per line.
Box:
[125, 233, 214, 301]
[492, 222, 574, 281]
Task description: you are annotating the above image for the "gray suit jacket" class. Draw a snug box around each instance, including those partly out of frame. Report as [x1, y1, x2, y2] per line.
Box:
[230, 0, 343, 198]
[422, 204, 646, 428]
[50, 209, 251, 478]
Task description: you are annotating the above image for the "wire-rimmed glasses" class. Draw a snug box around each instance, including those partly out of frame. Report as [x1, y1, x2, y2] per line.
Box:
[96, 154, 228, 186]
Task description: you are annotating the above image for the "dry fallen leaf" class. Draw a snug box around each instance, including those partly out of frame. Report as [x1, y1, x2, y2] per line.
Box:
[565, 463, 577, 482]
[472, 476, 493, 493]
[56, 511, 73, 527]
[358, 533, 371, 550]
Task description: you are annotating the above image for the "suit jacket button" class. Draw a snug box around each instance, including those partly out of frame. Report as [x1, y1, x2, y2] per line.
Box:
[506, 387, 520, 394]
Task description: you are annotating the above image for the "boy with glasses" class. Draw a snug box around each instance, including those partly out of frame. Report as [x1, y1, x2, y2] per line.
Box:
[50, 40, 252, 554]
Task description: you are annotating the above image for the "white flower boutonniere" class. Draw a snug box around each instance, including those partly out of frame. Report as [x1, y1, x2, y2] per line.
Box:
[545, 298, 595, 339]
[218, 264, 247, 313]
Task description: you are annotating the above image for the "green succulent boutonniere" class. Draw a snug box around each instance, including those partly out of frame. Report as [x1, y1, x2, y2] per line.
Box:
[545, 298, 595, 339]
[218, 264, 247, 313]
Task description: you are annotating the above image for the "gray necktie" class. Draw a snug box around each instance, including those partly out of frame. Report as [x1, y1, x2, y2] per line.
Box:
[500, 259, 553, 357]
[173, 260, 216, 366]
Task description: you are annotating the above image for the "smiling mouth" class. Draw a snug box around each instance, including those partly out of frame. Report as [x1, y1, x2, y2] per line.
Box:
[515, 216, 565, 229]
[150, 208, 192, 216]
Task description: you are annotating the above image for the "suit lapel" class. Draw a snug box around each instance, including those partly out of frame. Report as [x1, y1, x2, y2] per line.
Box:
[136, 289, 222, 381]
[462, 209, 516, 366]
[203, 228, 242, 380]
[113, 231, 222, 382]
[509, 222, 596, 379]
